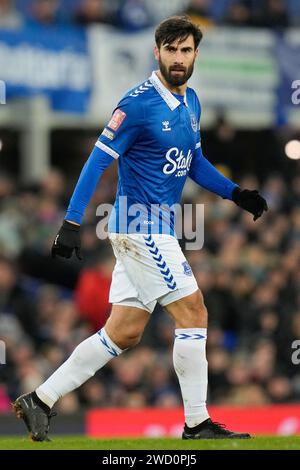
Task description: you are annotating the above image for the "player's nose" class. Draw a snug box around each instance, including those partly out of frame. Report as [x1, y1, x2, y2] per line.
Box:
[173, 50, 185, 63]
[174, 54, 184, 63]
[173, 58, 184, 67]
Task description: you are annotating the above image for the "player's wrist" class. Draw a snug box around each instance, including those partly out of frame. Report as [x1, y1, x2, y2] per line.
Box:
[232, 186, 242, 205]
[63, 220, 81, 231]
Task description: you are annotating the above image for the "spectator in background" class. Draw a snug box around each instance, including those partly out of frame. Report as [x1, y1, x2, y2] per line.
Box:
[205, 114, 239, 176]
[113, 0, 153, 31]
[40, 169, 66, 204]
[0, 256, 40, 343]
[266, 375, 295, 403]
[0, 173, 23, 257]
[27, 0, 62, 27]
[75, 251, 114, 331]
[0, 172, 15, 200]
[74, 0, 112, 26]
[257, 0, 290, 29]
[184, 0, 215, 29]
[223, 383, 270, 405]
[55, 393, 80, 414]
[225, 1, 253, 27]
[0, 0, 23, 29]
[79, 378, 107, 408]
[207, 346, 229, 399]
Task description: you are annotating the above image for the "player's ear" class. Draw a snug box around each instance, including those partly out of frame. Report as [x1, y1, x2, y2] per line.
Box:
[195, 48, 199, 59]
[154, 46, 160, 61]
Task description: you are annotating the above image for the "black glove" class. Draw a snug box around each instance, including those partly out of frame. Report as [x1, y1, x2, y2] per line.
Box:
[232, 187, 268, 221]
[51, 220, 82, 260]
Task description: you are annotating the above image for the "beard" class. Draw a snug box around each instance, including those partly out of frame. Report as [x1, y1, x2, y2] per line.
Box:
[158, 59, 195, 87]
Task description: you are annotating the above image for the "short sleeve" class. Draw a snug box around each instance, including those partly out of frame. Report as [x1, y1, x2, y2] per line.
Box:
[97, 96, 144, 159]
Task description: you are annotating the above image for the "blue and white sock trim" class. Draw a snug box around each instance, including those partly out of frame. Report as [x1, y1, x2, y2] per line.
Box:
[97, 328, 122, 357]
[144, 234, 177, 291]
[175, 328, 207, 340]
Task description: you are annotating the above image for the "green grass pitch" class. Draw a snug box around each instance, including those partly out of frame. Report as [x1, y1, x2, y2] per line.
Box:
[0, 436, 300, 450]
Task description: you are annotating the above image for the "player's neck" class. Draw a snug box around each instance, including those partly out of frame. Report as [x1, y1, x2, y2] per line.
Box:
[157, 71, 187, 96]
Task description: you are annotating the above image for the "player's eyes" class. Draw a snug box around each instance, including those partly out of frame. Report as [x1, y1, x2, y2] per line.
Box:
[167, 48, 192, 54]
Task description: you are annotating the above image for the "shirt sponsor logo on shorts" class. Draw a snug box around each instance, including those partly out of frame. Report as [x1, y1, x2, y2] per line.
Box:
[108, 109, 126, 131]
[182, 261, 192, 276]
[102, 128, 115, 140]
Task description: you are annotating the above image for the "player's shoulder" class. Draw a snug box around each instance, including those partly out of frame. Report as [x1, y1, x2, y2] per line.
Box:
[116, 78, 155, 110]
[126, 77, 155, 100]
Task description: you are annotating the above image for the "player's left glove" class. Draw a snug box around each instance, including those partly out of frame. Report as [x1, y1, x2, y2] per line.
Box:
[232, 187, 268, 221]
[51, 220, 82, 260]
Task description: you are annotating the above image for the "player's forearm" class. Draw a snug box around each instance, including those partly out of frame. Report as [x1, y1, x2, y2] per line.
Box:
[189, 147, 237, 200]
[64, 145, 115, 224]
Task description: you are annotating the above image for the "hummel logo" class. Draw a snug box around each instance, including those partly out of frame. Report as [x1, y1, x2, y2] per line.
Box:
[162, 121, 171, 132]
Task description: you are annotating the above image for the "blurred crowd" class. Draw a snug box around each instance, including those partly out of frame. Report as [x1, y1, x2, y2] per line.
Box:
[0, 134, 299, 413]
[0, 0, 299, 31]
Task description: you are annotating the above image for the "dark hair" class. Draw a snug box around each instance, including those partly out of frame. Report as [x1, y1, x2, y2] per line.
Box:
[155, 16, 203, 50]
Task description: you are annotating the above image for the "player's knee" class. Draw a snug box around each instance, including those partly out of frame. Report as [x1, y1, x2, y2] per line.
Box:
[115, 332, 142, 350]
[106, 326, 143, 350]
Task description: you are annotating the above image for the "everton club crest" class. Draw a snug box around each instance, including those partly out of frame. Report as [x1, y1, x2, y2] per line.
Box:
[190, 113, 198, 132]
[182, 261, 192, 276]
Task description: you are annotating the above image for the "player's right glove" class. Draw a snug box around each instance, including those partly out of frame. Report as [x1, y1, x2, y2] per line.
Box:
[232, 187, 268, 221]
[51, 220, 82, 260]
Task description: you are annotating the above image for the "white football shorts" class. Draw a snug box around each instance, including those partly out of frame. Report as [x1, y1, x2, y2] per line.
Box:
[108, 233, 198, 313]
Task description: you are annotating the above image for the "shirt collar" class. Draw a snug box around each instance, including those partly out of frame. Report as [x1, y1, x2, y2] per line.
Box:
[150, 71, 188, 110]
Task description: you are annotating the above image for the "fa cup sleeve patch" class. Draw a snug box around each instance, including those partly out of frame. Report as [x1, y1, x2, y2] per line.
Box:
[108, 109, 126, 131]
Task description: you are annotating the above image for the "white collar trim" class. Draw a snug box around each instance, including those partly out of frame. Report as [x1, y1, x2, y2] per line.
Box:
[150, 71, 188, 110]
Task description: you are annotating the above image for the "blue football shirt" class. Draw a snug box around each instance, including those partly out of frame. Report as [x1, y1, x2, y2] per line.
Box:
[99, 71, 201, 234]
[65, 71, 237, 233]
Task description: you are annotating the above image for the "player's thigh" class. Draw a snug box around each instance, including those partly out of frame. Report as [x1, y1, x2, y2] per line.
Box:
[163, 289, 208, 329]
[104, 304, 151, 346]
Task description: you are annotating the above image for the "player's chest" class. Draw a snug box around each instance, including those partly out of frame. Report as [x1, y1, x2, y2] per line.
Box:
[143, 106, 198, 149]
